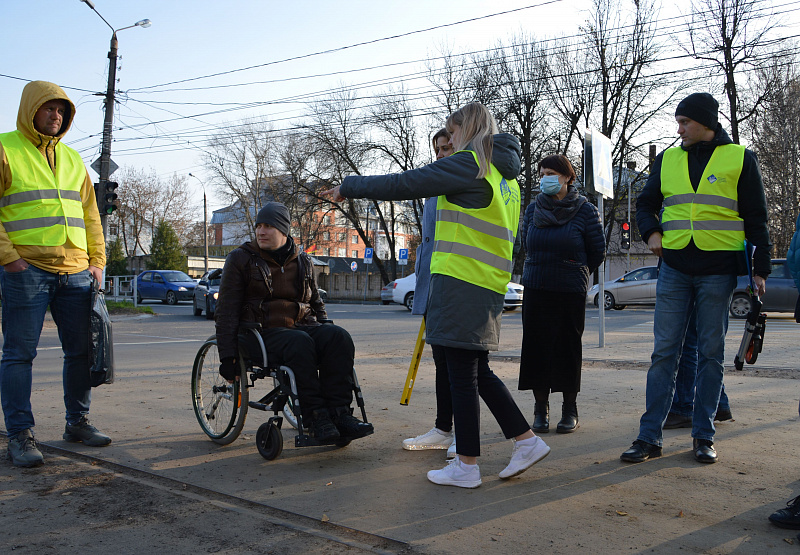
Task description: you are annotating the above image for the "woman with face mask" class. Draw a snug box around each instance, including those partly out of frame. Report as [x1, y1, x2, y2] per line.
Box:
[519, 154, 605, 434]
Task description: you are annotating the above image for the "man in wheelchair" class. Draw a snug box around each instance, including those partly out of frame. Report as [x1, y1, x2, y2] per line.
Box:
[214, 202, 374, 443]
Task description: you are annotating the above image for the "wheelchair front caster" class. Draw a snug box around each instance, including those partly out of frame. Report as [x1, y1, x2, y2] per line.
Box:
[256, 422, 284, 460]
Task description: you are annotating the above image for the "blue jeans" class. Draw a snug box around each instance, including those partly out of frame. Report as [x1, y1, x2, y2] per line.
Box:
[0, 265, 93, 437]
[637, 262, 736, 446]
[671, 306, 730, 417]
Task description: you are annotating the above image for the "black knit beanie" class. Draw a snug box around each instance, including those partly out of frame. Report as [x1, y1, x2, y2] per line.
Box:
[255, 202, 291, 236]
[675, 92, 719, 130]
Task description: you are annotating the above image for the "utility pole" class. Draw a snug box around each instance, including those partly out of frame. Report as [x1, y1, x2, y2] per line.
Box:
[96, 33, 119, 240]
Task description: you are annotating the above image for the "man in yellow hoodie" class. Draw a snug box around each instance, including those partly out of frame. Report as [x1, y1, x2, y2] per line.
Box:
[0, 81, 110, 468]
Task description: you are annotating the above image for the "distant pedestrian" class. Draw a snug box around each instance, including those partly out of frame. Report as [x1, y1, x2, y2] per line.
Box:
[622, 92, 771, 465]
[0, 81, 110, 468]
[518, 154, 605, 434]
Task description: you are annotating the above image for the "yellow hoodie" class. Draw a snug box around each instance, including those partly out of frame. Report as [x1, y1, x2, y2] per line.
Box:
[0, 80, 105, 272]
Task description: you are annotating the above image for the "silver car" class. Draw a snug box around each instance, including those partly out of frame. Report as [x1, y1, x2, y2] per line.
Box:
[588, 266, 659, 310]
[730, 258, 799, 318]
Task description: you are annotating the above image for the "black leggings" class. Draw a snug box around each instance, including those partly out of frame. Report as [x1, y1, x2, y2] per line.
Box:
[442, 346, 530, 457]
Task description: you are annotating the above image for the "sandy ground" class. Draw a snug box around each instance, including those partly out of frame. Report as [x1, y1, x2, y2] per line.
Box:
[2, 310, 800, 554]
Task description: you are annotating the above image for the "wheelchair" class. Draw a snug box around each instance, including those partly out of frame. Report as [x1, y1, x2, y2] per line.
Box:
[191, 322, 372, 460]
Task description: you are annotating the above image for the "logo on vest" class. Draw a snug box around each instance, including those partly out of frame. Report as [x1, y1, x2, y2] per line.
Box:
[708, 174, 717, 183]
[499, 178, 518, 206]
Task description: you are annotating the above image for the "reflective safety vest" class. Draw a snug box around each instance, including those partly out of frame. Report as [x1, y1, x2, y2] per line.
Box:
[660, 144, 745, 252]
[0, 130, 87, 249]
[431, 150, 520, 294]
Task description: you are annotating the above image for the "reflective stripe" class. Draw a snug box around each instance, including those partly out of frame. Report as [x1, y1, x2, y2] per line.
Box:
[662, 193, 738, 212]
[433, 240, 514, 273]
[0, 189, 82, 208]
[2, 216, 86, 233]
[662, 219, 744, 232]
[436, 209, 514, 242]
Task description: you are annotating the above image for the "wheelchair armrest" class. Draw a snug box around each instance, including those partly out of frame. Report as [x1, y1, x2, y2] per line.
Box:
[318, 318, 334, 325]
[240, 321, 262, 330]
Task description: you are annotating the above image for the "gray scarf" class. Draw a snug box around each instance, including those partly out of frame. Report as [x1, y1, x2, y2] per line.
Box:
[532, 185, 587, 228]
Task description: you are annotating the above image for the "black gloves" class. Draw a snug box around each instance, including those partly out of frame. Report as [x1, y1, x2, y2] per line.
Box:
[219, 357, 238, 381]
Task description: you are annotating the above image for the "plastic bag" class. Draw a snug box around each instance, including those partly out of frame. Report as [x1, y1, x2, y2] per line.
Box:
[89, 281, 115, 387]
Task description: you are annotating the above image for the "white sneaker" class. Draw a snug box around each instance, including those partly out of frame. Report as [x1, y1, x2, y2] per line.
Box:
[403, 427, 453, 450]
[427, 456, 482, 488]
[498, 436, 551, 479]
[446, 440, 456, 460]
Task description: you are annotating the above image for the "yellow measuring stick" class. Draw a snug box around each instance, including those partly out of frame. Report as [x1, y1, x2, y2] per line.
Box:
[400, 317, 426, 405]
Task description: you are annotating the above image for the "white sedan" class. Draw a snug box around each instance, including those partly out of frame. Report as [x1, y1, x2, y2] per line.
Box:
[386, 273, 524, 312]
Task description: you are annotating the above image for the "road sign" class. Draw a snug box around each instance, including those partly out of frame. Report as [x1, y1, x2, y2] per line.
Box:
[91, 158, 119, 177]
[398, 248, 408, 266]
[364, 248, 373, 264]
[350, 261, 358, 272]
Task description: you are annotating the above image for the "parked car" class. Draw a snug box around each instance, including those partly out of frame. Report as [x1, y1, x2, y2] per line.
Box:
[587, 259, 799, 317]
[730, 258, 798, 318]
[193, 269, 222, 319]
[385, 273, 524, 312]
[392, 274, 417, 310]
[587, 266, 659, 310]
[318, 288, 328, 302]
[136, 270, 196, 305]
[381, 281, 396, 305]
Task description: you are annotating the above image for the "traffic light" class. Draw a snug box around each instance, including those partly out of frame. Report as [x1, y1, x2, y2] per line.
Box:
[101, 181, 118, 216]
[621, 221, 631, 250]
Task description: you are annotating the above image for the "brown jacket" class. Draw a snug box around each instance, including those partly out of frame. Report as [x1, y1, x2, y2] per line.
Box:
[214, 239, 327, 360]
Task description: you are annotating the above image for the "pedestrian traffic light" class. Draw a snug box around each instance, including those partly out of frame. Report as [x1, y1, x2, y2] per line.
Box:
[101, 181, 118, 216]
[621, 221, 631, 250]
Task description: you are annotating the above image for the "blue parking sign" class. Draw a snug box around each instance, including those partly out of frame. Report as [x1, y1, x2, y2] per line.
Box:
[398, 248, 408, 266]
[364, 248, 373, 264]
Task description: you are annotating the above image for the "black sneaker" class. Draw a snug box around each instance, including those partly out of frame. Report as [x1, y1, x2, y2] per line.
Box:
[309, 410, 340, 441]
[7, 429, 44, 468]
[664, 412, 692, 429]
[620, 440, 662, 463]
[63, 417, 112, 446]
[769, 495, 800, 529]
[331, 407, 374, 439]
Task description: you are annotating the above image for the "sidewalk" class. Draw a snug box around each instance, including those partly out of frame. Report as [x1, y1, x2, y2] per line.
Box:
[3, 311, 799, 554]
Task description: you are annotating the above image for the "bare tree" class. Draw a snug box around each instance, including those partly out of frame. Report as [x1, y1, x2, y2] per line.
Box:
[113, 166, 198, 257]
[582, 0, 684, 248]
[683, 0, 777, 144]
[745, 49, 800, 256]
[204, 118, 279, 242]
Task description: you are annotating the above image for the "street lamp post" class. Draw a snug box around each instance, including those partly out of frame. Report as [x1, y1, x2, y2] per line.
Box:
[79, 0, 150, 239]
[189, 174, 209, 274]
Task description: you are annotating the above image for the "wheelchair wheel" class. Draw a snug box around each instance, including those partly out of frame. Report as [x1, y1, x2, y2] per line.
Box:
[273, 376, 299, 429]
[256, 422, 284, 460]
[191, 338, 249, 445]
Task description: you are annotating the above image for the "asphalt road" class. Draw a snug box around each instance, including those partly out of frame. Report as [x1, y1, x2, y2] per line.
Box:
[4, 301, 800, 553]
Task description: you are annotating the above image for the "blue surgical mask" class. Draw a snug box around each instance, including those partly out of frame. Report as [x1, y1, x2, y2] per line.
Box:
[540, 175, 563, 195]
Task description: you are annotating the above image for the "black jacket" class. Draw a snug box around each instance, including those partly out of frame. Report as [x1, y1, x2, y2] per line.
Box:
[521, 200, 605, 293]
[636, 126, 771, 277]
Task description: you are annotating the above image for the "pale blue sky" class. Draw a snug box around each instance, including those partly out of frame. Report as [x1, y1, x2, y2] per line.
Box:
[2, 0, 797, 211]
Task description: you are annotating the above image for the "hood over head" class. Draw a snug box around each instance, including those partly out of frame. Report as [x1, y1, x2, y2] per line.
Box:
[490, 133, 522, 180]
[16, 80, 76, 144]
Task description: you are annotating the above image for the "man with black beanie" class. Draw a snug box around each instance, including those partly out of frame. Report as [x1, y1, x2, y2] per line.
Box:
[214, 202, 374, 442]
[621, 92, 771, 465]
